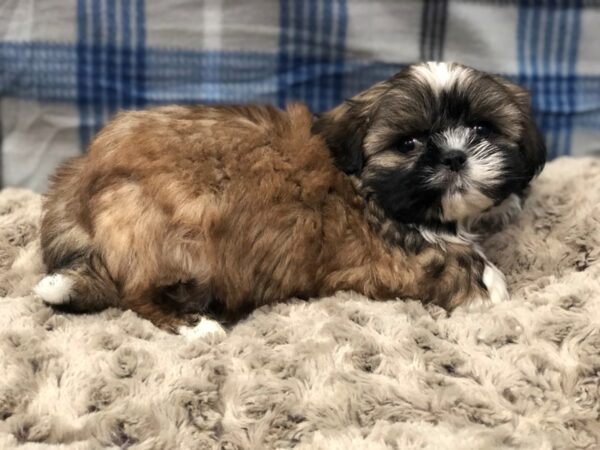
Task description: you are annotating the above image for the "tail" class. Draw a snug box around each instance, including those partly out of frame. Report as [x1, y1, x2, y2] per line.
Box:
[35, 157, 119, 312]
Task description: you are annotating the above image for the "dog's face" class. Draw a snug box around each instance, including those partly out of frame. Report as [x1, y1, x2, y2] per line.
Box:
[314, 62, 546, 226]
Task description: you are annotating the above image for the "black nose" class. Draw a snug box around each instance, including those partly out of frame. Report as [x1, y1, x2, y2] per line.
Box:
[441, 150, 467, 172]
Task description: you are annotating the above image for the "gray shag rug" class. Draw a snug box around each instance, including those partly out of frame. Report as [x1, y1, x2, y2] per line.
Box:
[1, 157, 600, 450]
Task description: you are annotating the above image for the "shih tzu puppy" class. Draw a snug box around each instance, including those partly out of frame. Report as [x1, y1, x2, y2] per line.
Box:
[34, 62, 545, 337]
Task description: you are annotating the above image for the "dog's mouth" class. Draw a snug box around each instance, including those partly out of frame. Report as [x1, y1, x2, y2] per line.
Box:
[432, 164, 470, 193]
[439, 166, 462, 181]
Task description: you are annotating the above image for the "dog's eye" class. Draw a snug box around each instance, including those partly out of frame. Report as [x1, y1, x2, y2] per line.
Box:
[471, 124, 491, 137]
[398, 137, 418, 152]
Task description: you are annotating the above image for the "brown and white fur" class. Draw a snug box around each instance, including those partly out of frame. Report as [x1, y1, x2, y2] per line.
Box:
[34, 63, 545, 337]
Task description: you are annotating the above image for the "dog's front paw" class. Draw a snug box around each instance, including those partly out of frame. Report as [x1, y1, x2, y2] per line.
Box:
[482, 263, 509, 304]
[460, 263, 509, 312]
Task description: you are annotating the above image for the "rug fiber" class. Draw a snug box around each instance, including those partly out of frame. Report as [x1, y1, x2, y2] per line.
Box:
[0, 157, 599, 449]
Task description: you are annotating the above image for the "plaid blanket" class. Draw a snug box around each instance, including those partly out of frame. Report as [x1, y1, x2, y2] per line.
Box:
[1, 0, 599, 190]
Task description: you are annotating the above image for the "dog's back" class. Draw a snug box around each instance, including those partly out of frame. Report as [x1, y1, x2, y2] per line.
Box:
[36, 103, 351, 329]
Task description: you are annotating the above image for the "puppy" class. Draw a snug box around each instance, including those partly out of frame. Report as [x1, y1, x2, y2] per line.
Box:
[314, 62, 545, 229]
[34, 62, 545, 335]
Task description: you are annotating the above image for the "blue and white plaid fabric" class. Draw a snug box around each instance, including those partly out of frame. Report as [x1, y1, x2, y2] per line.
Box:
[1, 0, 599, 190]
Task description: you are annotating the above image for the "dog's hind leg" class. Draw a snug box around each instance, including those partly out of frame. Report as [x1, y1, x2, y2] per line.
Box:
[123, 282, 226, 339]
[35, 156, 121, 311]
[35, 262, 226, 339]
[34, 252, 120, 312]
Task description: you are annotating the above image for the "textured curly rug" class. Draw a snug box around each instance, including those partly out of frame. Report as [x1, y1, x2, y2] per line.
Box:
[1, 157, 600, 449]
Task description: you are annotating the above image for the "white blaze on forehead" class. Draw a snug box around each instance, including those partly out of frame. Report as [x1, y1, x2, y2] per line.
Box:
[411, 62, 470, 93]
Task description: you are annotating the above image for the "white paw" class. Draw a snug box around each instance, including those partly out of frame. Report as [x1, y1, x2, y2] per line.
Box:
[458, 263, 509, 313]
[482, 263, 509, 304]
[178, 318, 226, 341]
[33, 274, 73, 305]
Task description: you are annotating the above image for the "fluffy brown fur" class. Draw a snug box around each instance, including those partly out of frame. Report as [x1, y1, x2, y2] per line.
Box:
[39, 103, 492, 331]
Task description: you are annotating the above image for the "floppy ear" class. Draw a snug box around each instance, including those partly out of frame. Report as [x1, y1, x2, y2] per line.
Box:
[312, 102, 368, 174]
[312, 80, 390, 175]
[492, 76, 547, 182]
[520, 114, 547, 182]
